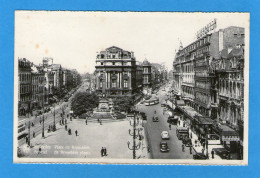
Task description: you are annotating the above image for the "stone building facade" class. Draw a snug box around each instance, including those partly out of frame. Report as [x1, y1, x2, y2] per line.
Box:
[95, 46, 137, 97]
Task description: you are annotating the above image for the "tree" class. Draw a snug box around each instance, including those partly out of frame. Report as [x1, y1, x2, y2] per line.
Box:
[71, 92, 99, 116]
[113, 96, 134, 113]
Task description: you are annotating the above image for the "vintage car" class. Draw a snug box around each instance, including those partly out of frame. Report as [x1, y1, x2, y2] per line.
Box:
[176, 127, 189, 140]
[212, 148, 230, 159]
[193, 153, 207, 160]
[160, 142, 170, 152]
[161, 131, 170, 140]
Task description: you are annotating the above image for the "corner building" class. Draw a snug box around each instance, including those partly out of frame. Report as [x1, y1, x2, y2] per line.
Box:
[95, 46, 137, 97]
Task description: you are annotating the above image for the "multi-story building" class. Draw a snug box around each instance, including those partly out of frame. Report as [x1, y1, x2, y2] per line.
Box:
[18, 58, 32, 115]
[173, 26, 244, 117]
[215, 46, 244, 157]
[172, 26, 245, 158]
[136, 62, 144, 93]
[95, 46, 137, 97]
[51, 64, 63, 90]
[31, 65, 46, 109]
[142, 59, 152, 95]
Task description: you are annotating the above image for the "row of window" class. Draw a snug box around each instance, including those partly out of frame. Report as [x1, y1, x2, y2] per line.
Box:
[19, 73, 31, 82]
[177, 36, 211, 57]
[99, 79, 128, 88]
[99, 61, 132, 66]
[32, 76, 45, 84]
[219, 80, 243, 99]
[20, 95, 30, 102]
[20, 85, 31, 94]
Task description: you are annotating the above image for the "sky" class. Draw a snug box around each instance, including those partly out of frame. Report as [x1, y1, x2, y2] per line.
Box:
[15, 11, 249, 74]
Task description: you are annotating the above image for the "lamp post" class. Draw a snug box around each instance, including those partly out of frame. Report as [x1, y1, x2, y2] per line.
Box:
[53, 102, 56, 131]
[42, 86, 45, 138]
[127, 110, 142, 159]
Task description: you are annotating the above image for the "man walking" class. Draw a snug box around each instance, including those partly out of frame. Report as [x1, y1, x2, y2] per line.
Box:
[101, 147, 104, 157]
[169, 124, 171, 130]
[104, 147, 107, 156]
[75, 130, 78, 136]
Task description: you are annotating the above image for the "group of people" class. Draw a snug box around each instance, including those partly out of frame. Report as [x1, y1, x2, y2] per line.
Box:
[101, 147, 107, 157]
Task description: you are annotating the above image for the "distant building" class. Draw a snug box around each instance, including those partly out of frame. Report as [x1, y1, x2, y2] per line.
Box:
[142, 59, 152, 95]
[31, 65, 46, 109]
[18, 58, 32, 115]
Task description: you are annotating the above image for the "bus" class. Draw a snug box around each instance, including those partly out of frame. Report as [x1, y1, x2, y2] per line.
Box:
[144, 95, 159, 106]
[18, 120, 28, 140]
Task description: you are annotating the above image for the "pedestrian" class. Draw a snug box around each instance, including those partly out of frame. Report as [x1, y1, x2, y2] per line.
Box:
[85, 119, 88, 125]
[101, 147, 104, 157]
[202, 148, 205, 155]
[31, 122, 34, 127]
[182, 144, 185, 152]
[38, 146, 42, 154]
[190, 146, 192, 154]
[178, 120, 180, 126]
[25, 137, 28, 144]
[104, 147, 107, 156]
[211, 150, 214, 159]
[40, 119, 42, 124]
[169, 124, 171, 130]
[65, 125, 67, 131]
[75, 130, 78, 136]
[190, 132, 192, 139]
[100, 119, 102, 125]
[33, 131, 35, 138]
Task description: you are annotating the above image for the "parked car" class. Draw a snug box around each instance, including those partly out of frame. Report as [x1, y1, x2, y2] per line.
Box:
[212, 148, 230, 159]
[153, 116, 159, 122]
[167, 116, 178, 125]
[161, 131, 170, 140]
[160, 142, 170, 152]
[193, 153, 207, 160]
[176, 127, 189, 140]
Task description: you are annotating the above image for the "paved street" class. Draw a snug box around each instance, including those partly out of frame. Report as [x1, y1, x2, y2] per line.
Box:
[136, 87, 195, 159]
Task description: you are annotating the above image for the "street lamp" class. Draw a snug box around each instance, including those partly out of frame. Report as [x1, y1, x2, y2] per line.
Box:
[127, 110, 142, 159]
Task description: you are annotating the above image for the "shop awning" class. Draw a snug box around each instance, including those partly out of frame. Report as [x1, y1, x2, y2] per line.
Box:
[196, 116, 214, 125]
[176, 100, 185, 106]
[219, 125, 239, 136]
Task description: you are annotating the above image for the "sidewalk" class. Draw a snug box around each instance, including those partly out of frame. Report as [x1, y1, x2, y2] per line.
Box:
[166, 110, 222, 160]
